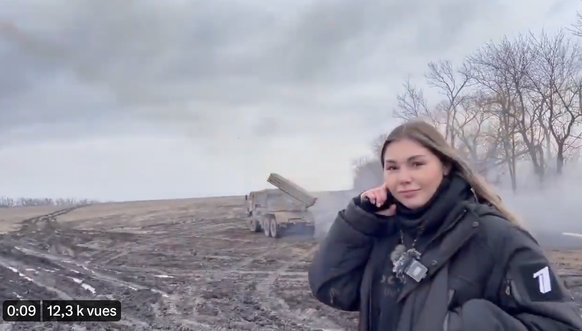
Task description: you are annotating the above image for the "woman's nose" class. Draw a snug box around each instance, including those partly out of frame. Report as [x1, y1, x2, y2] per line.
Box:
[397, 168, 413, 183]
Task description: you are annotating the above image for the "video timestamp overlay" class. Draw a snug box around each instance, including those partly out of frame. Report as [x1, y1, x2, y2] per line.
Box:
[2, 300, 121, 322]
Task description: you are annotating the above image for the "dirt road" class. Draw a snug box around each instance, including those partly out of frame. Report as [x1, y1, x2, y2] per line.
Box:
[0, 197, 580, 330]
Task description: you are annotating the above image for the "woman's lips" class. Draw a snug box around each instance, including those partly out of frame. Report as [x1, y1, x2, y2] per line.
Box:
[399, 190, 420, 199]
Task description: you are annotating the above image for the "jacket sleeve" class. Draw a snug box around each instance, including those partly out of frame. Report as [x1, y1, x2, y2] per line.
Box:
[308, 197, 386, 311]
[448, 225, 582, 331]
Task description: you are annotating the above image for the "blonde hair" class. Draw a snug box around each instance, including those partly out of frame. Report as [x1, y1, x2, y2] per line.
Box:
[381, 119, 521, 225]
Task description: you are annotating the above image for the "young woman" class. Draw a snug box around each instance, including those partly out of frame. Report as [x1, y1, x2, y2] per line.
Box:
[308, 120, 582, 331]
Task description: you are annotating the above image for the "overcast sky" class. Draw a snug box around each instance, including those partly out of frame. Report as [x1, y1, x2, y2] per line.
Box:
[0, 0, 580, 201]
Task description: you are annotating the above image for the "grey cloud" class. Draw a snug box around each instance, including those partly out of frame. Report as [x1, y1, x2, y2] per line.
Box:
[0, 0, 504, 143]
[545, 0, 580, 18]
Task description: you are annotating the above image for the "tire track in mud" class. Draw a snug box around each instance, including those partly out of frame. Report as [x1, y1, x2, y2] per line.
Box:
[254, 245, 343, 331]
[0, 206, 144, 330]
[134, 218, 243, 237]
[170, 241, 290, 329]
[177, 233, 324, 330]
[2, 253, 174, 330]
[1, 213, 281, 330]
[0, 206, 162, 330]
[0, 255, 73, 300]
[8, 242, 174, 329]
[0, 206, 85, 300]
[139, 241, 278, 331]
[13, 246, 164, 293]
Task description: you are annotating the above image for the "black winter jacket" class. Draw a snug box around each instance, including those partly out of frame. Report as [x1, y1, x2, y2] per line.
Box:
[308, 188, 582, 330]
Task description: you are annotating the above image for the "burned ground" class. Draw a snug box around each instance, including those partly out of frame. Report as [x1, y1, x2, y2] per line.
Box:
[0, 196, 580, 330]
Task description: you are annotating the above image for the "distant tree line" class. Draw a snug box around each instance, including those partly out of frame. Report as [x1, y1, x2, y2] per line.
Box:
[0, 197, 102, 208]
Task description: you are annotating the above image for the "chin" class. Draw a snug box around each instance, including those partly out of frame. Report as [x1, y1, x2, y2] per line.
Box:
[399, 197, 428, 210]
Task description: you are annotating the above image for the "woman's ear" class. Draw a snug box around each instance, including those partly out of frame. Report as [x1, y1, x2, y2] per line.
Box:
[443, 164, 452, 176]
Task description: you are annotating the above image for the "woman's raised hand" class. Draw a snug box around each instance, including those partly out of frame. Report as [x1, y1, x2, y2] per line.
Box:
[360, 184, 396, 216]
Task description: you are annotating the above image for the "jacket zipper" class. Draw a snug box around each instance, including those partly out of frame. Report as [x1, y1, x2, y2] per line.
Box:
[504, 279, 512, 297]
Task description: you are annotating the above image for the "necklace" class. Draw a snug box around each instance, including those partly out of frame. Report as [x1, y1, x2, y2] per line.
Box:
[390, 227, 425, 282]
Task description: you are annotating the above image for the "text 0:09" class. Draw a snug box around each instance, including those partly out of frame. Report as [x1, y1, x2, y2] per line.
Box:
[2, 300, 42, 322]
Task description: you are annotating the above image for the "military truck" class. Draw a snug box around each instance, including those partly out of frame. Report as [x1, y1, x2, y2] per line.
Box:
[245, 173, 318, 238]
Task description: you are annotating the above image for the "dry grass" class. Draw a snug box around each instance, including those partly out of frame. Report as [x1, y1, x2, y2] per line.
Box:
[549, 250, 582, 273]
[0, 205, 67, 221]
[0, 196, 246, 232]
[0, 205, 67, 233]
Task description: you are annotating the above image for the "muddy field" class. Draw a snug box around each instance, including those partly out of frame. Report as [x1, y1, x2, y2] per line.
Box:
[0, 197, 357, 331]
[0, 197, 581, 331]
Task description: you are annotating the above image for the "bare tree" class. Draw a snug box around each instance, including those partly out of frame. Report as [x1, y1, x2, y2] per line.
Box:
[363, 25, 582, 193]
[462, 55, 519, 189]
[425, 60, 472, 147]
[464, 35, 549, 185]
[393, 60, 518, 188]
[528, 30, 582, 175]
[0, 197, 15, 208]
[450, 94, 501, 173]
[572, 10, 582, 37]
[393, 78, 437, 126]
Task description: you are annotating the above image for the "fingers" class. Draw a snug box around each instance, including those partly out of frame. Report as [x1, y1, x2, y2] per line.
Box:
[375, 187, 387, 207]
[361, 185, 389, 207]
[361, 191, 375, 204]
[361, 185, 396, 217]
[362, 191, 381, 205]
[376, 204, 396, 217]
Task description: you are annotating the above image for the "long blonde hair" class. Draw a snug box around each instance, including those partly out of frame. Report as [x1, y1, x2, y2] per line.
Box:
[381, 119, 521, 225]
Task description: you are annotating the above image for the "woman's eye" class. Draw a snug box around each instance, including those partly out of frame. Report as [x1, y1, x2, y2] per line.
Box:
[411, 162, 424, 168]
[386, 166, 397, 171]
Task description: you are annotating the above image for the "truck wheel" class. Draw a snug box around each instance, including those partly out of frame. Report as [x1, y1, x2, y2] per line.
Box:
[269, 217, 279, 238]
[248, 218, 260, 232]
[262, 216, 271, 237]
